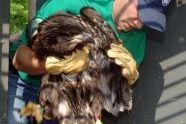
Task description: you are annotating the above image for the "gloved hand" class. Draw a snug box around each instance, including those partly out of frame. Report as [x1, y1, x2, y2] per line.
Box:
[107, 43, 139, 86]
[20, 102, 43, 124]
[45, 47, 89, 75]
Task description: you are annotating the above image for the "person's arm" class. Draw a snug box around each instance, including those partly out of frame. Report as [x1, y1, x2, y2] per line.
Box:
[13, 45, 47, 75]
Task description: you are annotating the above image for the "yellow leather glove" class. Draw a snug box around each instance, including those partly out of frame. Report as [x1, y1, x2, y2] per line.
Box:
[45, 47, 89, 75]
[107, 43, 139, 86]
[20, 102, 43, 123]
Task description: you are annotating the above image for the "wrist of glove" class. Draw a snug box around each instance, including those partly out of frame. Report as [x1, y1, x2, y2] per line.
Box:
[107, 43, 139, 86]
[45, 47, 89, 75]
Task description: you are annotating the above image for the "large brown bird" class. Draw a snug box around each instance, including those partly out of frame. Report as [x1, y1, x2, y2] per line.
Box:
[22, 7, 137, 124]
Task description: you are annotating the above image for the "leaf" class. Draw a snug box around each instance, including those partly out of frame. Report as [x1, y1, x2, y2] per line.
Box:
[10, 0, 28, 34]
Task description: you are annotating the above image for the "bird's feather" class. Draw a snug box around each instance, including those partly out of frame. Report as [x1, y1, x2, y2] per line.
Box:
[25, 7, 134, 124]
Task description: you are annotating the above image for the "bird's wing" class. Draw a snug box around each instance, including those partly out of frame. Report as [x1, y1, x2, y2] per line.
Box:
[30, 11, 94, 60]
[80, 7, 119, 48]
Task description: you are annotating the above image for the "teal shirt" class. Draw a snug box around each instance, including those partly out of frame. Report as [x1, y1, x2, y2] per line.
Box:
[9, 0, 146, 85]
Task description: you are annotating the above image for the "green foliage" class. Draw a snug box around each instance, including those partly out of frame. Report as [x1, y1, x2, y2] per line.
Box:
[10, 0, 28, 34]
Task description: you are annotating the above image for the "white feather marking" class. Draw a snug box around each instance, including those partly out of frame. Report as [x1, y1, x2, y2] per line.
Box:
[58, 100, 70, 116]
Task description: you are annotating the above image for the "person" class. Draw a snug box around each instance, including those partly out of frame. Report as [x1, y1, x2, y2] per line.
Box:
[8, 0, 171, 123]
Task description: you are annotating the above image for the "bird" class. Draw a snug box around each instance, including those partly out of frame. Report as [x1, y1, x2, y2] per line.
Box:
[21, 7, 136, 124]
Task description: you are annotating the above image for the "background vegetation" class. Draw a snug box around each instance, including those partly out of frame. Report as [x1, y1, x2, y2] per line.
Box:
[10, 0, 28, 34]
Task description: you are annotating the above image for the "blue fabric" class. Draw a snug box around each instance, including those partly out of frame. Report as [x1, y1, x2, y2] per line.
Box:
[7, 71, 58, 124]
[138, 0, 171, 32]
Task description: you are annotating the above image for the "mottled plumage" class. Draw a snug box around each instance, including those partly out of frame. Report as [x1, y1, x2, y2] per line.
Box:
[29, 8, 133, 124]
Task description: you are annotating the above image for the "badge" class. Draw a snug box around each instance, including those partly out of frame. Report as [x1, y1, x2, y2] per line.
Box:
[162, 0, 171, 6]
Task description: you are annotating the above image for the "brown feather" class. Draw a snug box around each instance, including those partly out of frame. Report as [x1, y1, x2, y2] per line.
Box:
[27, 8, 133, 124]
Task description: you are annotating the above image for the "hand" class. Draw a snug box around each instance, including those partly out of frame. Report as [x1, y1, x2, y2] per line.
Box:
[107, 43, 139, 86]
[45, 47, 89, 75]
